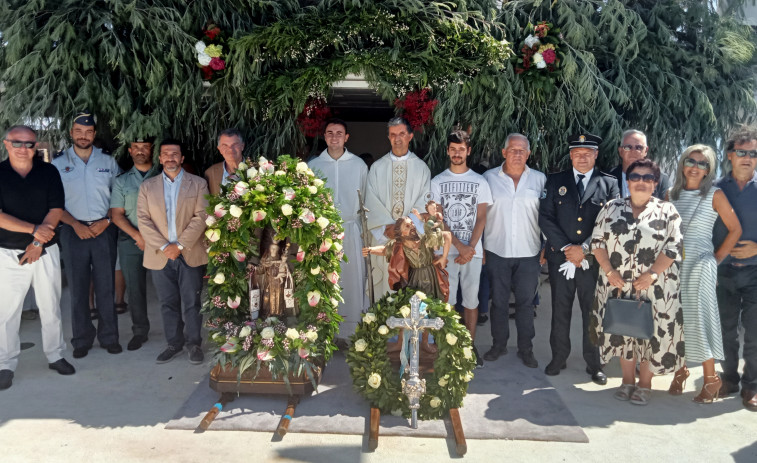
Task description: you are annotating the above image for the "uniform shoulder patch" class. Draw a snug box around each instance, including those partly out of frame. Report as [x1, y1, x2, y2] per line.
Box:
[53, 150, 65, 159]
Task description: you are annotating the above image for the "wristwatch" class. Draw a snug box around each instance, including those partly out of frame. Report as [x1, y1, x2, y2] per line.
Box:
[32, 240, 41, 247]
[649, 271, 659, 281]
[177, 244, 185, 251]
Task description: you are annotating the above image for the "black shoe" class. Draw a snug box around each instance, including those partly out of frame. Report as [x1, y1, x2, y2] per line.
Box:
[48, 358, 76, 375]
[156, 345, 184, 364]
[101, 343, 123, 354]
[586, 367, 607, 385]
[0, 369, 13, 390]
[544, 360, 567, 376]
[483, 345, 508, 362]
[476, 314, 488, 326]
[188, 345, 204, 365]
[472, 346, 484, 368]
[73, 346, 91, 359]
[21, 310, 39, 321]
[517, 350, 538, 368]
[719, 374, 740, 396]
[127, 335, 148, 351]
[90, 308, 99, 320]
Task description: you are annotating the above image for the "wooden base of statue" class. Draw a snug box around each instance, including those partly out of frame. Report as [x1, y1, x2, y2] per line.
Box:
[198, 363, 323, 437]
[369, 348, 466, 456]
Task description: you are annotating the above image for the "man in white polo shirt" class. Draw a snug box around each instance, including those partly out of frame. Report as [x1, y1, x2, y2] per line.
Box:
[431, 130, 490, 367]
[482, 133, 545, 368]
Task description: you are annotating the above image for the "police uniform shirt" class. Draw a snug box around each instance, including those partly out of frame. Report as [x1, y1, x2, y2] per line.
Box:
[52, 146, 121, 221]
[110, 165, 159, 229]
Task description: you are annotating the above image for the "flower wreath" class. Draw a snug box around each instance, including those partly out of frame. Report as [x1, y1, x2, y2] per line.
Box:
[202, 155, 345, 385]
[346, 288, 476, 420]
[513, 21, 565, 91]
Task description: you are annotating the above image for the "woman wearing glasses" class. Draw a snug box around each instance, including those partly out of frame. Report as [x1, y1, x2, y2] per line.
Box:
[590, 159, 684, 405]
[667, 145, 741, 403]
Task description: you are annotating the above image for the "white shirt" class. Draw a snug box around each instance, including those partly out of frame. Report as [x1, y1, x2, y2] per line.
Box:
[483, 164, 546, 258]
[431, 169, 492, 258]
[573, 167, 593, 192]
[621, 171, 629, 197]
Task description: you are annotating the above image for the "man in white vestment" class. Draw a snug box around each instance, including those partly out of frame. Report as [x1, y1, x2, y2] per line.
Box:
[365, 117, 431, 297]
[308, 118, 369, 338]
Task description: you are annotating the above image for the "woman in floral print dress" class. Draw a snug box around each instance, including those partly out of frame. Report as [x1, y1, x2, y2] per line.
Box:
[590, 159, 685, 406]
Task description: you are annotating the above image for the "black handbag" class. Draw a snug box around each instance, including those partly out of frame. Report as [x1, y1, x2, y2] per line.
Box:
[604, 289, 654, 339]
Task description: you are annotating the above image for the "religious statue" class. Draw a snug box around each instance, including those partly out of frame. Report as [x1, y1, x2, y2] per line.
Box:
[250, 227, 298, 325]
[363, 201, 452, 353]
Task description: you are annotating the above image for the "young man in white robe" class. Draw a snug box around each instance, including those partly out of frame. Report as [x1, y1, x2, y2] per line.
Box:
[308, 118, 369, 339]
[364, 117, 431, 298]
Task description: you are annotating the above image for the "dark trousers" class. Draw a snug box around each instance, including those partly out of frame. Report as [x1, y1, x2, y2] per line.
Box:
[118, 234, 149, 337]
[485, 251, 540, 352]
[547, 259, 601, 371]
[717, 264, 757, 391]
[151, 257, 204, 349]
[60, 224, 118, 349]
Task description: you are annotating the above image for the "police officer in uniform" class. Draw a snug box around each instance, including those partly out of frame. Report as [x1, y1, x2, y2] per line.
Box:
[539, 133, 619, 385]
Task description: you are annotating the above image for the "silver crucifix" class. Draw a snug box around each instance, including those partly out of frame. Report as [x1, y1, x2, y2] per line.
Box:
[386, 294, 444, 429]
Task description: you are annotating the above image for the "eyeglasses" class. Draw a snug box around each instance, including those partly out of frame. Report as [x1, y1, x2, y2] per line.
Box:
[5, 139, 37, 149]
[621, 144, 646, 152]
[627, 173, 656, 183]
[733, 149, 757, 159]
[683, 158, 710, 170]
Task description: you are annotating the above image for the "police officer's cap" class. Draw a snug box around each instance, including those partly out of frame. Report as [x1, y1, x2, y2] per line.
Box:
[131, 136, 155, 145]
[73, 111, 96, 127]
[568, 133, 602, 150]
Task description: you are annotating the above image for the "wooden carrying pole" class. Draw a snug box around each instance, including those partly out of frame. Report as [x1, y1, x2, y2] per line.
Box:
[448, 408, 467, 456]
[368, 407, 381, 450]
[276, 395, 300, 437]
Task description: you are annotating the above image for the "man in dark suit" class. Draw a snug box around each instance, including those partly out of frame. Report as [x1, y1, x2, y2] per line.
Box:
[608, 129, 670, 199]
[539, 133, 620, 385]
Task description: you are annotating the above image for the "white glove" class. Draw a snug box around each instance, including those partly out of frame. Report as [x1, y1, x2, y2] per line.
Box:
[580, 259, 590, 270]
[559, 261, 577, 280]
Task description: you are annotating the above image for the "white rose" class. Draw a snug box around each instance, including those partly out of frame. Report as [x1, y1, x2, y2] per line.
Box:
[378, 325, 389, 335]
[212, 273, 225, 284]
[246, 166, 258, 178]
[354, 339, 367, 352]
[237, 161, 248, 171]
[308, 185, 318, 194]
[415, 291, 427, 300]
[229, 205, 243, 218]
[333, 242, 343, 252]
[464, 372, 473, 382]
[258, 156, 268, 164]
[536, 59, 547, 69]
[274, 170, 285, 176]
[524, 34, 541, 48]
[316, 217, 329, 229]
[463, 347, 472, 359]
[194, 41, 207, 54]
[260, 327, 275, 339]
[281, 204, 293, 216]
[285, 328, 299, 340]
[198, 52, 211, 66]
[399, 305, 410, 318]
[367, 373, 381, 389]
[363, 313, 376, 324]
[305, 330, 318, 342]
[239, 325, 252, 338]
[313, 178, 324, 187]
[429, 397, 441, 408]
[255, 184, 265, 192]
[296, 162, 309, 172]
[445, 333, 458, 346]
[438, 377, 448, 387]
[310, 266, 320, 275]
[205, 215, 217, 226]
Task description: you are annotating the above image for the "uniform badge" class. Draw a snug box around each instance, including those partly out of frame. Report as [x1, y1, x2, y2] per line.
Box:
[63, 166, 75, 173]
[579, 135, 586, 142]
[558, 186, 567, 196]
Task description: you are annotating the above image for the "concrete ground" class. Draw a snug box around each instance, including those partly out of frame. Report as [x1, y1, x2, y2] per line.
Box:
[1, 274, 756, 463]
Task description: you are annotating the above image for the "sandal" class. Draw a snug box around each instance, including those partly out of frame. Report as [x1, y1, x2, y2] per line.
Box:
[693, 375, 722, 404]
[630, 386, 652, 406]
[115, 302, 128, 315]
[614, 383, 635, 401]
[668, 366, 689, 395]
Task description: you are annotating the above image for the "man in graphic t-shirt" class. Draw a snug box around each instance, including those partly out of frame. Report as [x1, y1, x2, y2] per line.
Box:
[431, 130, 491, 368]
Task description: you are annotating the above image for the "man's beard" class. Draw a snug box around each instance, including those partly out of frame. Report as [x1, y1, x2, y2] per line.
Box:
[74, 139, 93, 150]
[404, 228, 421, 242]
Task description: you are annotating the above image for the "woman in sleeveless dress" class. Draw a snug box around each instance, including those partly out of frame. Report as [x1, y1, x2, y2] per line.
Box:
[668, 144, 741, 403]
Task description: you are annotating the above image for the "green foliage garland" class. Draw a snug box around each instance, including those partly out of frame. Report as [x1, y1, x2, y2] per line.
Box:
[203, 155, 345, 383]
[346, 289, 476, 420]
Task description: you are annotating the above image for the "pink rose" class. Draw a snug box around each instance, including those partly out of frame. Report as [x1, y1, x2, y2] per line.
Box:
[542, 48, 556, 64]
[233, 250, 246, 262]
[319, 239, 333, 253]
[252, 210, 267, 222]
[296, 247, 305, 262]
[298, 347, 309, 359]
[300, 209, 315, 224]
[209, 57, 225, 71]
[227, 296, 241, 309]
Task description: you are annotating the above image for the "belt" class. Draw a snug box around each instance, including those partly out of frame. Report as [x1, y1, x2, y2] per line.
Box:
[78, 217, 108, 226]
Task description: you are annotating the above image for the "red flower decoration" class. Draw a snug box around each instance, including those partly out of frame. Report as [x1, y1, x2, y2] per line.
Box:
[297, 99, 332, 138]
[542, 49, 556, 65]
[201, 66, 213, 80]
[204, 25, 221, 41]
[395, 88, 438, 131]
[209, 57, 226, 71]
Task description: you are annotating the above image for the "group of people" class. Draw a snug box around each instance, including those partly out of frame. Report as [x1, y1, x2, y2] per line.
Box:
[1, 114, 756, 414]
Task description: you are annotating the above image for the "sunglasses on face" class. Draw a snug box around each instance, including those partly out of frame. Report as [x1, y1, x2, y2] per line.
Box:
[627, 173, 656, 183]
[733, 149, 757, 159]
[5, 140, 37, 149]
[683, 157, 710, 170]
[621, 144, 646, 152]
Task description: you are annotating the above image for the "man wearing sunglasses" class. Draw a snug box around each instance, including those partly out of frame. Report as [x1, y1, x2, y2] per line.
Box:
[609, 129, 670, 199]
[0, 125, 75, 391]
[52, 111, 122, 359]
[713, 125, 757, 411]
[539, 133, 620, 385]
